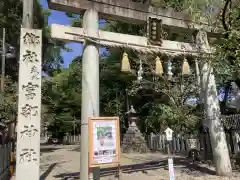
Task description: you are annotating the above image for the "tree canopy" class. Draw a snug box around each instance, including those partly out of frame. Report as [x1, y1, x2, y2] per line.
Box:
[41, 0, 240, 137]
[0, 0, 70, 126]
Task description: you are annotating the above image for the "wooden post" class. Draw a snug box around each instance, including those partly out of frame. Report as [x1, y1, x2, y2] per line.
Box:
[1, 28, 5, 93]
[117, 164, 121, 180]
[10, 148, 14, 176]
[89, 166, 93, 180]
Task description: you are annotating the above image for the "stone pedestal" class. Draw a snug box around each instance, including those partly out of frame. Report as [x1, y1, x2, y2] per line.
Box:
[121, 122, 149, 153]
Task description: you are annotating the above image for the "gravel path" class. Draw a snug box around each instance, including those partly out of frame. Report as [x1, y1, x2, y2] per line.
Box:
[26, 145, 240, 180]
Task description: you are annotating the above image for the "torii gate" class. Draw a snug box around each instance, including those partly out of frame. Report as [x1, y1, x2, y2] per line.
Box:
[47, 0, 228, 179]
[48, 0, 221, 37]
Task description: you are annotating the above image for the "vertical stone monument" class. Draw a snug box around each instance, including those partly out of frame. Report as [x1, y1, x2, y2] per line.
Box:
[16, 28, 42, 180]
[121, 105, 149, 153]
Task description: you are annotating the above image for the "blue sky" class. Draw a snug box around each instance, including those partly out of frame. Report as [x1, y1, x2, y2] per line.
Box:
[41, 0, 82, 67]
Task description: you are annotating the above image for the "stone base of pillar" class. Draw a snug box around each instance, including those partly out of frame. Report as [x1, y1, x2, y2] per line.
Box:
[121, 122, 149, 153]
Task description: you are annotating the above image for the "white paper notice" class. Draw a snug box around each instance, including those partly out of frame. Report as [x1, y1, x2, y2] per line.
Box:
[92, 120, 117, 164]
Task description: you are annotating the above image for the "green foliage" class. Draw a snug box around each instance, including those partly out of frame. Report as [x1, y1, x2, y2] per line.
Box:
[0, 0, 71, 131]
[42, 25, 72, 75]
[214, 6, 240, 82]
[0, 0, 70, 79]
[128, 73, 201, 134]
[0, 76, 18, 125]
[65, 13, 82, 27]
[42, 61, 82, 137]
[40, 0, 239, 138]
[152, 0, 223, 23]
[99, 14, 201, 134]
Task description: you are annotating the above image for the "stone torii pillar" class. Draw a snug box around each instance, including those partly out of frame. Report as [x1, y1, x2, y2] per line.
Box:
[81, 8, 100, 180]
[196, 29, 232, 176]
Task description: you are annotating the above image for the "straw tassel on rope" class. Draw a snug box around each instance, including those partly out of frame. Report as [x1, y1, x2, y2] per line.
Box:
[121, 52, 131, 72]
[155, 56, 163, 75]
[182, 58, 190, 75]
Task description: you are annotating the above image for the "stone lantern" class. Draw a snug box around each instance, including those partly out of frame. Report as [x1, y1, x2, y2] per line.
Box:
[121, 105, 149, 153]
[127, 105, 137, 127]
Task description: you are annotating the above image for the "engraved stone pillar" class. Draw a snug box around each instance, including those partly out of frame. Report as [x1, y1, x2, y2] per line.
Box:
[16, 28, 42, 180]
[121, 105, 148, 153]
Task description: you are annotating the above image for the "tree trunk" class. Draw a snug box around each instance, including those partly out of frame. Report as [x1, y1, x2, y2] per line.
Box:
[197, 30, 232, 176]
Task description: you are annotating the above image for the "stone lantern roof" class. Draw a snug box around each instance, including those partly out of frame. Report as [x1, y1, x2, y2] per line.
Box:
[126, 105, 136, 114]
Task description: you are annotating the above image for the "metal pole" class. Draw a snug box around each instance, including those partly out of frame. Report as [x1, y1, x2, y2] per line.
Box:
[73, 116, 76, 143]
[81, 8, 99, 180]
[1, 28, 6, 93]
[167, 141, 171, 159]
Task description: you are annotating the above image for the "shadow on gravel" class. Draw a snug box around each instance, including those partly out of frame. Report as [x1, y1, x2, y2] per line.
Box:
[40, 163, 57, 180]
[53, 157, 216, 179]
[40, 147, 60, 153]
[70, 146, 80, 152]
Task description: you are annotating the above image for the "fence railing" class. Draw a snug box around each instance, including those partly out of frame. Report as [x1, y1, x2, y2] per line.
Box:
[63, 131, 240, 158]
[0, 142, 13, 180]
[147, 134, 204, 154]
[63, 135, 81, 145]
[147, 132, 240, 157]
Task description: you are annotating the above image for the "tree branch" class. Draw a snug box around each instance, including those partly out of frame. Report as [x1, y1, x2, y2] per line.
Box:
[222, 0, 231, 32]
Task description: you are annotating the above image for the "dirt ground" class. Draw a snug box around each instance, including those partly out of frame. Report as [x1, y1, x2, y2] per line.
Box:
[37, 145, 240, 180]
[12, 145, 240, 180]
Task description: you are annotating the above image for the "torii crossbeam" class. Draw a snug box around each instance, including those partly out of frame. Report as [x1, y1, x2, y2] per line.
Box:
[51, 24, 213, 56]
[48, 0, 222, 37]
